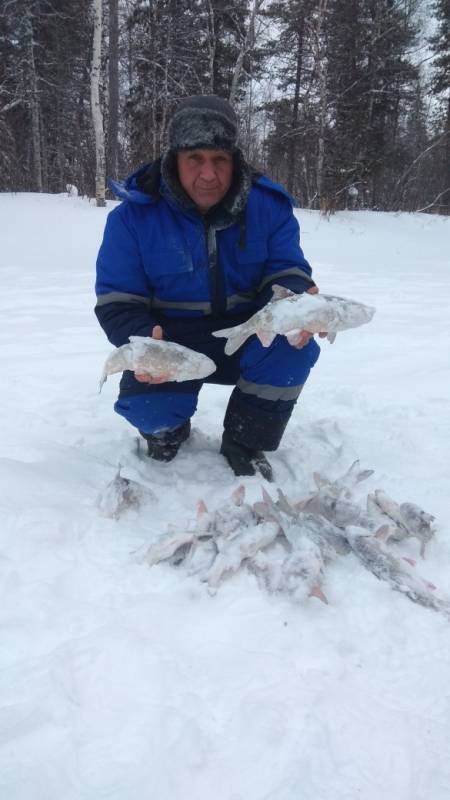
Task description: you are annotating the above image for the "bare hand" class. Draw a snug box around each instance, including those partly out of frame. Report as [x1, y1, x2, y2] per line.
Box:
[135, 325, 171, 383]
[289, 285, 327, 348]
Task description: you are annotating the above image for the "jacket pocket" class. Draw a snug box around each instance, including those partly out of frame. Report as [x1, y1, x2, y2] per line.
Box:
[235, 240, 268, 264]
[143, 248, 193, 278]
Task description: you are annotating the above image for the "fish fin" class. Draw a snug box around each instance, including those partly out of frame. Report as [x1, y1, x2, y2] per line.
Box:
[374, 524, 391, 541]
[252, 501, 271, 519]
[309, 585, 329, 604]
[366, 493, 378, 512]
[357, 469, 375, 483]
[276, 489, 296, 516]
[256, 328, 275, 348]
[271, 284, 295, 301]
[342, 460, 374, 485]
[212, 326, 249, 355]
[402, 556, 417, 567]
[261, 487, 276, 507]
[223, 332, 250, 355]
[313, 472, 328, 490]
[197, 499, 208, 516]
[231, 485, 245, 506]
[294, 497, 312, 511]
[286, 328, 303, 346]
[211, 326, 234, 339]
[327, 332, 337, 344]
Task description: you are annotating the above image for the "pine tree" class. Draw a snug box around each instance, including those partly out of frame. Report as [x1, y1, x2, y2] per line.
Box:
[430, 0, 450, 212]
[261, 1, 318, 203]
[326, 0, 419, 209]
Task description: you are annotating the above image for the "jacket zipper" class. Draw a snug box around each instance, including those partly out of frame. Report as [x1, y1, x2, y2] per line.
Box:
[203, 218, 226, 315]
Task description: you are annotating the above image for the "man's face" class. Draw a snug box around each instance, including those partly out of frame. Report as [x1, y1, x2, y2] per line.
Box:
[177, 149, 233, 213]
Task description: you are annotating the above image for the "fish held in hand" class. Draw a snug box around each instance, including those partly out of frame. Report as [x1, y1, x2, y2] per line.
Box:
[212, 286, 375, 355]
[99, 335, 216, 391]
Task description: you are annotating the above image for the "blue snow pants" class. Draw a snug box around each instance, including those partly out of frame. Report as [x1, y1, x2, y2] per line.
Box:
[114, 331, 320, 451]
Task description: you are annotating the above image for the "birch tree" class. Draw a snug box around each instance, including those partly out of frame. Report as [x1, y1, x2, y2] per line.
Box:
[91, 0, 106, 206]
[107, 0, 119, 180]
[229, 0, 266, 105]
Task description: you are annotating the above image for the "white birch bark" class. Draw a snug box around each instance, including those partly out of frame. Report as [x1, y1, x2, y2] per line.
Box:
[229, 0, 265, 107]
[312, 0, 329, 209]
[207, 0, 216, 93]
[91, 0, 106, 207]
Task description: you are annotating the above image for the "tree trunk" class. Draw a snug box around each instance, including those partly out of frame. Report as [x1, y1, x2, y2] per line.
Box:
[287, 21, 304, 196]
[314, 0, 328, 207]
[443, 95, 450, 213]
[25, 7, 43, 192]
[207, 0, 216, 93]
[91, 0, 106, 206]
[107, 0, 119, 181]
[229, 0, 263, 106]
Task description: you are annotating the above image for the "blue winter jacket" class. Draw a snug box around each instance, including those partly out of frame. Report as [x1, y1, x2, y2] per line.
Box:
[95, 163, 316, 348]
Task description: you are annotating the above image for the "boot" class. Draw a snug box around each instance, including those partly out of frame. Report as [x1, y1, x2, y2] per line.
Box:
[220, 431, 274, 482]
[140, 420, 191, 462]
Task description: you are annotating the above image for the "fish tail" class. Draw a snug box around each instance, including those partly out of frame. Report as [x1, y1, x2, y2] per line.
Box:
[212, 326, 250, 355]
[225, 332, 250, 355]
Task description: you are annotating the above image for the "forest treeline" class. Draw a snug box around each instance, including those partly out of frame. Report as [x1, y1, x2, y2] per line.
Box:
[1, 0, 449, 212]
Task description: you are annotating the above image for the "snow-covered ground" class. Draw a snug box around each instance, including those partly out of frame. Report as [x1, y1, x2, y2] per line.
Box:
[1, 192, 449, 800]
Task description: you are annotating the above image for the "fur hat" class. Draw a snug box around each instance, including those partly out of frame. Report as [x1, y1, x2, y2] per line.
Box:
[166, 95, 239, 152]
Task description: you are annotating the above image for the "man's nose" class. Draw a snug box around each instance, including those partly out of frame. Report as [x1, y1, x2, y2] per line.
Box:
[199, 161, 217, 182]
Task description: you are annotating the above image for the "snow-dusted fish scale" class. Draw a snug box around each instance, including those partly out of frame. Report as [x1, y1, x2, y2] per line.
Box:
[252, 487, 348, 556]
[99, 335, 216, 390]
[213, 502, 257, 539]
[146, 530, 196, 567]
[185, 537, 218, 578]
[280, 542, 328, 604]
[212, 287, 375, 355]
[97, 469, 155, 519]
[288, 512, 351, 557]
[372, 490, 406, 528]
[249, 545, 288, 593]
[298, 461, 375, 524]
[318, 496, 382, 532]
[366, 492, 400, 529]
[399, 502, 435, 557]
[207, 521, 280, 590]
[373, 492, 435, 555]
[345, 526, 450, 618]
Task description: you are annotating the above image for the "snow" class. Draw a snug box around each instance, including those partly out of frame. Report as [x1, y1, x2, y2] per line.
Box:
[1, 192, 450, 799]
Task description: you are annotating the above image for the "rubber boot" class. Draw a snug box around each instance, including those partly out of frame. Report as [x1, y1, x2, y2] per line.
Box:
[140, 420, 191, 462]
[220, 431, 273, 482]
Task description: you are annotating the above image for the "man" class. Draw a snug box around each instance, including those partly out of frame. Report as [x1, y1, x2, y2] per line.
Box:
[95, 95, 320, 481]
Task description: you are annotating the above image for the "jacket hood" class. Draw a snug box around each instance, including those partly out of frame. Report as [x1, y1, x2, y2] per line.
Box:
[108, 164, 156, 205]
[108, 160, 295, 209]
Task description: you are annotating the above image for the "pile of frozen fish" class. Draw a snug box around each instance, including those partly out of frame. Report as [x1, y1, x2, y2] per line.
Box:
[144, 461, 448, 617]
